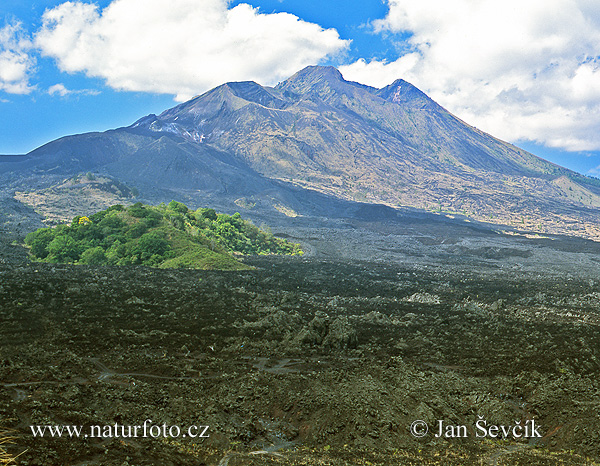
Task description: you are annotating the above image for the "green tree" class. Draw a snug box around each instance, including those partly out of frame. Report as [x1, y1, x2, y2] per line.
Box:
[134, 232, 169, 262]
[106, 240, 126, 264]
[196, 208, 217, 221]
[47, 235, 81, 262]
[168, 200, 189, 214]
[25, 228, 55, 259]
[98, 213, 125, 233]
[129, 202, 149, 218]
[168, 213, 185, 230]
[126, 222, 148, 239]
[79, 246, 107, 265]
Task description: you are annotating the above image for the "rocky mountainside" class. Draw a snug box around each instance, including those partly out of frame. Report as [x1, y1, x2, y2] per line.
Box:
[3, 65, 600, 238]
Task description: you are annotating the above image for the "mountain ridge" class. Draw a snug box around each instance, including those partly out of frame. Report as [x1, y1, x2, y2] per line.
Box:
[3, 65, 600, 239]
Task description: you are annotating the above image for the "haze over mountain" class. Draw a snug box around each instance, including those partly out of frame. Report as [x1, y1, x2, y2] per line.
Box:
[3, 65, 600, 239]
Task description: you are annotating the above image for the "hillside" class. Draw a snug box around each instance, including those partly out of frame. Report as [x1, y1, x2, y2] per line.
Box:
[3, 65, 600, 239]
[24, 201, 302, 270]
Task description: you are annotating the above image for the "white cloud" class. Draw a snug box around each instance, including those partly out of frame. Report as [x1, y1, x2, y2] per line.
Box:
[48, 83, 70, 96]
[35, 0, 349, 101]
[340, 0, 600, 152]
[0, 22, 36, 94]
[48, 82, 100, 97]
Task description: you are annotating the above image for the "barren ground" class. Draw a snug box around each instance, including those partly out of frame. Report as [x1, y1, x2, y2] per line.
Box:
[1, 224, 600, 465]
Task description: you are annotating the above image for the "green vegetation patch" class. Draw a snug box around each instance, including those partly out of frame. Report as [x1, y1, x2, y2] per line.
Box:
[24, 201, 303, 270]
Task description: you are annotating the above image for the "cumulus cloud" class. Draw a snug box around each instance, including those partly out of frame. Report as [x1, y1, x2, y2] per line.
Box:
[0, 22, 36, 94]
[35, 0, 349, 101]
[48, 83, 100, 97]
[340, 0, 600, 152]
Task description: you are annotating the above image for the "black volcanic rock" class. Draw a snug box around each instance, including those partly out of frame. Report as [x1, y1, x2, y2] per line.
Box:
[4, 65, 600, 239]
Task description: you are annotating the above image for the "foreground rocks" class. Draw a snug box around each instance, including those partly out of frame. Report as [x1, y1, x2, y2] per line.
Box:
[1, 238, 599, 465]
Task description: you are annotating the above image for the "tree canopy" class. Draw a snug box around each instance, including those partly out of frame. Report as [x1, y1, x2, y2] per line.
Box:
[25, 202, 303, 270]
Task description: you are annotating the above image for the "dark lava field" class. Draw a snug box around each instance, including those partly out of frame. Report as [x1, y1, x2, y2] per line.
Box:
[2, 213, 600, 465]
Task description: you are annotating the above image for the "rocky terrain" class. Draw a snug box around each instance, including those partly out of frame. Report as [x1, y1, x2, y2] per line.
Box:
[14, 174, 136, 227]
[1, 213, 600, 465]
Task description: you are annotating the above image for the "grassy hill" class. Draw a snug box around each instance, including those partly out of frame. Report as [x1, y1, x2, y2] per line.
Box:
[24, 201, 302, 270]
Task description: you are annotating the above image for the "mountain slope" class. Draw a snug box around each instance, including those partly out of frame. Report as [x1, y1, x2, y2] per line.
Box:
[3, 65, 600, 239]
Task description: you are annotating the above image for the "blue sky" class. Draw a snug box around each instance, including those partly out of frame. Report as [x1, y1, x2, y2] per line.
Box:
[1, 0, 600, 176]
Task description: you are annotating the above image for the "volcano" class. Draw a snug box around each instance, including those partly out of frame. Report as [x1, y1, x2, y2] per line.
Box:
[3, 65, 600, 238]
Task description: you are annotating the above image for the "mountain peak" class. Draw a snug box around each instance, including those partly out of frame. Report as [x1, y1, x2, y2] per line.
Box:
[292, 65, 344, 82]
[377, 78, 439, 110]
[275, 65, 346, 94]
